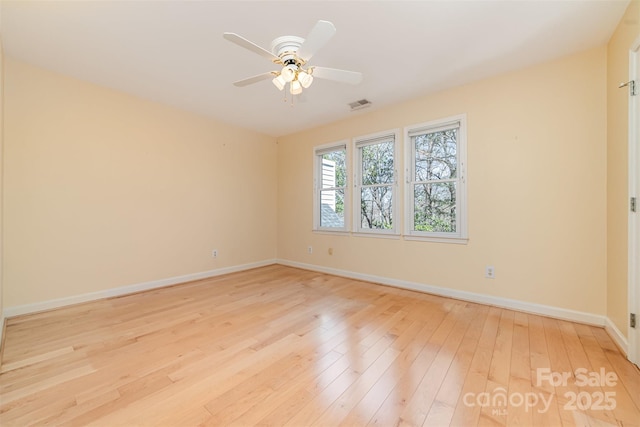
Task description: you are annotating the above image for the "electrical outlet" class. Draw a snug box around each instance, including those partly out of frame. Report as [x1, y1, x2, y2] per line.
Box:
[307, 246, 313, 254]
[485, 265, 495, 279]
[212, 250, 218, 258]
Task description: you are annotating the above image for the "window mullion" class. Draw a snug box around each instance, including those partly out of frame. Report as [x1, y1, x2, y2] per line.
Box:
[412, 178, 458, 185]
[361, 183, 394, 189]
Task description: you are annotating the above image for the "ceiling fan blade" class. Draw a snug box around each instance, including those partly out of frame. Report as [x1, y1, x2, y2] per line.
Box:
[233, 72, 275, 87]
[223, 32, 280, 62]
[297, 20, 336, 61]
[311, 67, 363, 85]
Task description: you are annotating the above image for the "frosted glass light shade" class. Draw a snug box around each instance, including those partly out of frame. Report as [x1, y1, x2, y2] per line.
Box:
[272, 74, 286, 91]
[298, 71, 313, 88]
[290, 80, 302, 95]
[281, 65, 296, 82]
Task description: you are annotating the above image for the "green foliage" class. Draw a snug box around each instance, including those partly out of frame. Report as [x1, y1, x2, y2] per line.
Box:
[414, 216, 455, 233]
[413, 130, 457, 233]
[359, 141, 394, 229]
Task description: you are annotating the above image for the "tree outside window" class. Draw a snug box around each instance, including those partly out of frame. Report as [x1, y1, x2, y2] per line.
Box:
[359, 141, 394, 230]
[413, 129, 457, 232]
[355, 132, 398, 235]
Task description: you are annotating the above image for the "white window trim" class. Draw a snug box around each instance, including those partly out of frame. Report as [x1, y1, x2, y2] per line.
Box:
[313, 140, 350, 233]
[352, 129, 401, 236]
[404, 114, 468, 243]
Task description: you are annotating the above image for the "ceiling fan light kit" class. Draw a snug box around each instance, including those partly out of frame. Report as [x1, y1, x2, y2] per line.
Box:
[298, 71, 313, 88]
[290, 80, 303, 95]
[272, 74, 286, 91]
[223, 20, 363, 99]
[280, 63, 297, 83]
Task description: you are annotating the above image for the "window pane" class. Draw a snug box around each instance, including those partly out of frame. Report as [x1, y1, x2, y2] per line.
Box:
[361, 142, 394, 185]
[322, 150, 346, 188]
[360, 186, 393, 229]
[415, 129, 457, 182]
[320, 189, 345, 228]
[413, 182, 456, 232]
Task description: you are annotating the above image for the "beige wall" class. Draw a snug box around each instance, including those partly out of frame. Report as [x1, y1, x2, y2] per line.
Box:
[3, 58, 278, 307]
[278, 47, 608, 315]
[607, 1, 640, 337]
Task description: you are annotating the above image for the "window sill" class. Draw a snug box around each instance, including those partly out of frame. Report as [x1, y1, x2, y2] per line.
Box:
[353, 231, 401, 240]
[403, 235, 469, 245]
[313, 230, 351, 236]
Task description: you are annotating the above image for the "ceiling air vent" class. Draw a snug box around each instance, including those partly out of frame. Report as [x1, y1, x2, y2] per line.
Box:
[348, 99, 372, 111]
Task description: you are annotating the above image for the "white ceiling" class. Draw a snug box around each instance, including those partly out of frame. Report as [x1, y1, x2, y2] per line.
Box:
[1, 0, 629, 137]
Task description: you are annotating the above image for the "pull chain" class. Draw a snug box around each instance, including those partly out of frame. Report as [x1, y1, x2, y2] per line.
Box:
[283, 83, 295, 107]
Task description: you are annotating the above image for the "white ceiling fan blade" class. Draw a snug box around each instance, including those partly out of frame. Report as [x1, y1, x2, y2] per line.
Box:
[311, 67, 363, 85]
[223, 32, 280, 62]
[233, 72, 275, 87]
[297, 20, 336, 61]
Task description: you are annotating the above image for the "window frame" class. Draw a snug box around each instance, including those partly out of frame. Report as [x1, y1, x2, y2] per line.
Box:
[404, 114, 468, 244]
[352, 129, 401, 236]
[313, 141, 350, 233]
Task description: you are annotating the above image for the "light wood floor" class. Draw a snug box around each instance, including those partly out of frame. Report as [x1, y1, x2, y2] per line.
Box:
[1, 265, 639, 426]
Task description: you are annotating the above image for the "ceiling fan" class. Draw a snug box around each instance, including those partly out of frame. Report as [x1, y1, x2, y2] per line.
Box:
[223, 20, 363, 95]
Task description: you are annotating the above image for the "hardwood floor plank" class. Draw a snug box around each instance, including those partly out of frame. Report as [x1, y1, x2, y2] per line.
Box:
[397, 303, 478, 426]
[337, 319, 425, 427]
[558, 320, 619, 425]
[366, 303, 461, 426]
[0, 265, 638, 427]
[475, 308, 514, 427]
[422, 304, 489, 427]
[573, 323, 640, 427]
[504, 311, 532, 426]
[312, 345, 401, 426]
[449, 306, 503, 426]
[224, 350, 344, 426]
[255, 351, 352, 426]
[526, 314, 563, 427]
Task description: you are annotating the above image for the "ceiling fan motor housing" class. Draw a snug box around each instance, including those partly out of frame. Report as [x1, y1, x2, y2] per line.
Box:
[270, 36, 305, 60]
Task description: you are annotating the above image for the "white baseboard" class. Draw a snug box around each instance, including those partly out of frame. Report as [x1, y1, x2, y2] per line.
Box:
[604, 316, 629, 354]
[3, 259, 277, 319]
[4, 258, 627, 358]
[277, 259, 607, 327]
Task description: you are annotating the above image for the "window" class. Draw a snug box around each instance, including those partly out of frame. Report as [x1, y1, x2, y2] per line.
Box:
[354, 131, 399, 235]
[405, 115, 467, 242]
[314, 142, 348, 232]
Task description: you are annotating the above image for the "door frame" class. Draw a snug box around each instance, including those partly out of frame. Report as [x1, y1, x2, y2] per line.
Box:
[628, 35, 640, 366]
